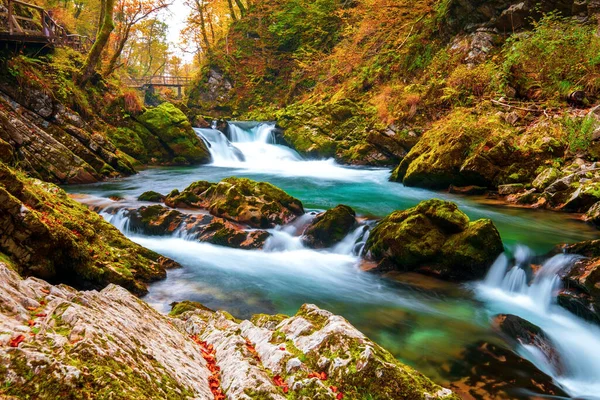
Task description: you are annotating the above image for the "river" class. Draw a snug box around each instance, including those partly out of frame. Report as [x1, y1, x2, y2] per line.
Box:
[67, 122, 600, 399]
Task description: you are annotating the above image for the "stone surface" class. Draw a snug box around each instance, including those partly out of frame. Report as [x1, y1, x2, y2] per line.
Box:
[0, 92, 133, 184]
[493, 314, 565, 375]
[0, 264, 459, 400]
[165, 177, 304, 229]
[0, 163, 172, 295]
[364, 199, 503, 281]
[136, 102, 211, 165]
[302, 205, 357, 248]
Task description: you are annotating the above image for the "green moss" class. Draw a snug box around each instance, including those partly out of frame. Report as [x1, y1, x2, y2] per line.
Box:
[0, 163, 168, 296]
[365, 199, 503, 280]
[303, 205, 356, 248]
[169, 301, 214, 317]
[136, 103, 211, 165]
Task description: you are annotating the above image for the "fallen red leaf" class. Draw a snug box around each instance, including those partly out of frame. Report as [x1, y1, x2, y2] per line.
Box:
[279, 346, 285, 351]
[9, 334, 25, 347]
[40, 289, 50, 295]
[27, 320, 35, 327]
[320, 372, 327, 380]
[35, 313, 47, 318]
[337, 393, 344, 399]
[26, 306, 37, 311]
[330, 386, 338, 393]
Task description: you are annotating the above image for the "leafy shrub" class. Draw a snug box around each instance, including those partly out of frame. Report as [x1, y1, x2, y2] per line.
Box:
[443, 63, 495, 105]
[122, 90, 144, 115]
[563, 115, 596, 152]
[502, 14, 600, 100]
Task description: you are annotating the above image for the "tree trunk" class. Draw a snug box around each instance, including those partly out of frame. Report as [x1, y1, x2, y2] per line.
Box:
[103, 24, 132, 77]
[78, 0, 116, 86]
[233, 0, 246, 17]
[227, 0, 237, 20]
[195, 0, 211, 54]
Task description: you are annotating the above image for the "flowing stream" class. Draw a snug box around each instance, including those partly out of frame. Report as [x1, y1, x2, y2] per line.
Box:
[68, 122, 600, 399]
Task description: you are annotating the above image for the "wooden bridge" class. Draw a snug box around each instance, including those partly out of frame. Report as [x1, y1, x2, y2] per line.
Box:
[125, 75, 193, 98]
[0, 0, 92, 51]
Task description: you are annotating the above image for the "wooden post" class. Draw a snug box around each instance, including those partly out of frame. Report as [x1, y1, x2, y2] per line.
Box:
[8, 0, 13, 35]
[41, 11, 47, 38]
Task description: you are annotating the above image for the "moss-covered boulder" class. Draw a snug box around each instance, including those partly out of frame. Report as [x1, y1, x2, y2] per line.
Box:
[165, 177, 304, 228]
[364, 199, 503, 281]
[302, 205, 357, 248]
[138, 191, 166, 202]
[391, 109, 566, 190]
[136, 102, 211, 165]
[0, 163, 174, 295]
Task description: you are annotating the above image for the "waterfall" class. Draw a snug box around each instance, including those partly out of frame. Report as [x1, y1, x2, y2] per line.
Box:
[476, 248, 600, 398]
[195, 128, 244, 164]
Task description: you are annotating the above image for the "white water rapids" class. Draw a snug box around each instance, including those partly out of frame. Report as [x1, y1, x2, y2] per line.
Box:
[476, 247, 600, 399]
[86, 121, 600, 399]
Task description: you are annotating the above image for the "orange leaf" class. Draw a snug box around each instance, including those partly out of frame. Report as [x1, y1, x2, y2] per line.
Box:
[27, 320, 35, 327]
[330, 386, 338, 393]
[35, 313, 47, 318]
[320, 372, 327, 380]
[26, 306, 37, 311]
[41, 289, 50, 295]
[9, 334, 25, 347]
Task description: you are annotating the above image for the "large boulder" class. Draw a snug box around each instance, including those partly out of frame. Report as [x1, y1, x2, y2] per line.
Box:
[136, 102, 211, 165]
[0, 163, 173, 295]
[302, 205, 357, 248]
[166, 177, 304, 228]
[364, 199, 503, 281]
[0, 264, 459, 400]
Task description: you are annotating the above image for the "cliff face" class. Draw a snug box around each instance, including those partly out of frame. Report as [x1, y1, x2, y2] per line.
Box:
[0, 263, 458, 400]
[187, 0, 600, 190]
[0, 50, 210, 184]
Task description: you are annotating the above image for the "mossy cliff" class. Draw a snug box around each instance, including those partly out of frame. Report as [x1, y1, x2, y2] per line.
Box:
[365, 199, 503, 281]
[0, 49, 210, 182]
[0, 162, 175, 295]
[187, 0, 600, 181]
[0, 264, 461, 400]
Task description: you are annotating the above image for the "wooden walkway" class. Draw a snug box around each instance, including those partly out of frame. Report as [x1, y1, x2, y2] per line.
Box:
[0, 0, 92, 51]
[125, 75, 193, 89]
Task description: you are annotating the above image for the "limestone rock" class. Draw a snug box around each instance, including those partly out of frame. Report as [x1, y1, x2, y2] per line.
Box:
[0, 265, 459, 400]
[364, 199, 503, 281]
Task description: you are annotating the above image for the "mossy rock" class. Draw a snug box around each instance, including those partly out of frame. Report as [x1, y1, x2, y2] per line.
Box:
[137, 191, 166, 202]
[169, 300, 214, 317]
[302, 205, 357, 248]
[167, 177, 304, 228]
[136, 102, 211, 165]
[364, 199, 503, 281]
[0, 162, 173, 295]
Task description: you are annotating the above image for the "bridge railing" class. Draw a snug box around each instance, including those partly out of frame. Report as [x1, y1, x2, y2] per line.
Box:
[0, 0, 92, 51]
[125, 75, 193, 87]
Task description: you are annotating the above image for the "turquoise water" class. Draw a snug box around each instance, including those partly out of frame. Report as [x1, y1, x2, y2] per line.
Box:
[66, 125, 600, 399]
[68, 163, 598, 253]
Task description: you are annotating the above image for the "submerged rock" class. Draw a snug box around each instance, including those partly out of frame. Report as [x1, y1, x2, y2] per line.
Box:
[302, 205, 357, 248]
[0, 264, 459, 400]
[364, 199, 503, 281]
[493, 314, 565, 375]
[449, 341, 567, 399]
[0, 163, 172, 295]
[165, 177, 304, 228]
[105, 204, 270, 250]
